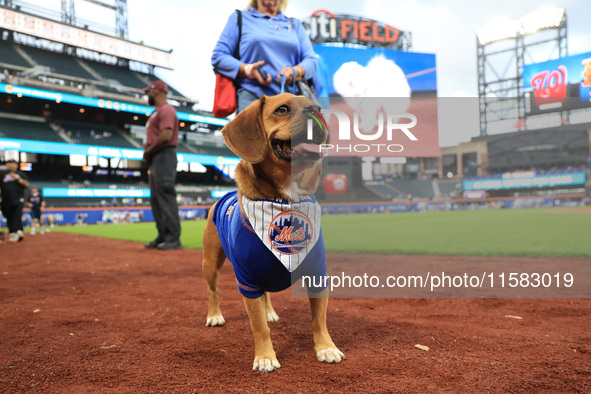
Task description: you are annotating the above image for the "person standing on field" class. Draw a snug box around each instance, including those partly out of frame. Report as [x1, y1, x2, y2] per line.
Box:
[0, 159, 30, 242]
[27, 186, 45, 235]
[142, 80, 182, 250]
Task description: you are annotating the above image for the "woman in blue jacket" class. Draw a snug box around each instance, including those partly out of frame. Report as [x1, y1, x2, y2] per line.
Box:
[212, 0, 318, 113]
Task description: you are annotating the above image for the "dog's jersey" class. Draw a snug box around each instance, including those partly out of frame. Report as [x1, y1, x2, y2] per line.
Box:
[213, 191, 326, 298]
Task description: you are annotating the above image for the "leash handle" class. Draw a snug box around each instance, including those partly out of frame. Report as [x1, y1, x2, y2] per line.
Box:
[280, 74, 286, 93]
[280, 68, 298, 94]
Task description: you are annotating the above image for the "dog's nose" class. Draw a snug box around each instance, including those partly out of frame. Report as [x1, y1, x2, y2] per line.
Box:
[303, 104, 322, 114]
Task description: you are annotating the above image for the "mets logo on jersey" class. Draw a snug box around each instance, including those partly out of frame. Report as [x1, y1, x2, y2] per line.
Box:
[268, 210, 314, 255]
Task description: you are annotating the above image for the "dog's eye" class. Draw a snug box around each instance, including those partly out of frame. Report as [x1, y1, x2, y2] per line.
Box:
[274, 105, 290, 116]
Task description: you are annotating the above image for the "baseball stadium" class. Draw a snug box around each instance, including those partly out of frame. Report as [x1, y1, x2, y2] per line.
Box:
[1, 0, 590, 392]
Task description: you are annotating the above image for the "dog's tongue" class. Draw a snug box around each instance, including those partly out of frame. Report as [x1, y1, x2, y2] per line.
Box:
[282, 145, 292, 157]
[293, 143, 321, 154]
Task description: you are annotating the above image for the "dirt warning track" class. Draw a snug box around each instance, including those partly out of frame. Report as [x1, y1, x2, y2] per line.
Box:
[1, 232, 590, 392]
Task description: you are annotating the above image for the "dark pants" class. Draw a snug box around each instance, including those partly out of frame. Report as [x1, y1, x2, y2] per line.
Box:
[237, 89, 258, 114]
[2, 203, 23, 233]
[31, 208, 42, 220]
[149, 147, 181, 243]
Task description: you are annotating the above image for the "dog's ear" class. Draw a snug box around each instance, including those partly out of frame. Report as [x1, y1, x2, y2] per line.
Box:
[222, 96, 267, 164]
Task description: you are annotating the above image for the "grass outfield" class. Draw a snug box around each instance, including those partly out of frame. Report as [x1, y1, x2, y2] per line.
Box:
[53, 207, 591, 257]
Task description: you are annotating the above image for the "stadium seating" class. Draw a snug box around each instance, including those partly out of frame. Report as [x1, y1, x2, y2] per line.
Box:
[22, 46, 94, 80]
[88, 66, 185, 99]
[83, 60, 149, 90]
[92, 83, 133, 96]
[0, 117, 65, 142]
[190, 144, 236, 157]
[438, 180, 460, 197]
[2, 42, 198, 113]
[388, 179, 436, 199]
[131, 132, 235, 156]
[0, 40, 31, 68]
[364, 182, 401, 200]
[176, 142, 197, 154]
[144, 74, 184, 98]
[13, 78, 90, 96]
[55, 120, 139, 148]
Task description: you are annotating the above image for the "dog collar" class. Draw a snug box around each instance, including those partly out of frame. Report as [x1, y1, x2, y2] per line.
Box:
[242, 194, 322, 272]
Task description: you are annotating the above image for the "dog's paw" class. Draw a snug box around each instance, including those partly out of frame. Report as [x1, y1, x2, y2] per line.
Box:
[316, 348, 345, 363]
[266, 312, 279, 322]
[205, 315, 225, 327]
[253, 358, 281, 373]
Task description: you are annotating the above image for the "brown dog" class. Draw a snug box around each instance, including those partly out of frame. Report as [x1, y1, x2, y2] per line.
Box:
[202, 93, 344, 373]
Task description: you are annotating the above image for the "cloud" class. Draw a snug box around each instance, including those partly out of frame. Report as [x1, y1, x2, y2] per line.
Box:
[127, 0, 246, 109]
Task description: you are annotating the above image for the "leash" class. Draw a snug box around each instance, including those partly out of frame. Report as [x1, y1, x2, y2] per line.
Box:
[280, 74, 286, 93]
[280, 67, 298, 94]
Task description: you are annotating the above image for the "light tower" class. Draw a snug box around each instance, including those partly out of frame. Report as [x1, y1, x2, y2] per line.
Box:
[59, 0, 129, 40]
[476, 8, 567, 136]
[115, 0, 129, 40]
[61, 0, 76, 25]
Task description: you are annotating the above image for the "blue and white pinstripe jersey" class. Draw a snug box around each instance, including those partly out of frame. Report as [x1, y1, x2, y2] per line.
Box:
[212, 191, 326, 298]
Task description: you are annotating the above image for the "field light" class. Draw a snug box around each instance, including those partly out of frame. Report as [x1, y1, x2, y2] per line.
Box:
[477, 7, 565, 45]
[519, 7, 565, 35]
[477, 19, 519, 45]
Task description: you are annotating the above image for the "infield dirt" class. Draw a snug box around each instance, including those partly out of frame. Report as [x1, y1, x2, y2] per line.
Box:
[1, 232, 590, 392]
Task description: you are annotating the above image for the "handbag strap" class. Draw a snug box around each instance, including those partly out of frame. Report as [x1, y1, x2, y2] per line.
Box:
[288, 18, 303, 95]
[290, 66, 297, 93]
[234, 10, 242, 60]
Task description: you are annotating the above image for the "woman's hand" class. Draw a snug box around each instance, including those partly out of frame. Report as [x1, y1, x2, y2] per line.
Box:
[242, 60, 272, 86]
[278, 65, 304, 85]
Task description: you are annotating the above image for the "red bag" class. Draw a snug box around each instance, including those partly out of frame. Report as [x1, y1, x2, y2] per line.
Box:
[212, 73, 237, 118]
[212, 10, 242, 118]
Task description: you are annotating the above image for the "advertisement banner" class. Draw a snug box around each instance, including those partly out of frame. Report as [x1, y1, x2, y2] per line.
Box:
[463, 172, 587, 191]
[0, 83, 229, 127]
[0, 7, 174, 69]
[522, 51, 591, 114]
[323, 174, 348, 194]
[0, 138, 240, 166]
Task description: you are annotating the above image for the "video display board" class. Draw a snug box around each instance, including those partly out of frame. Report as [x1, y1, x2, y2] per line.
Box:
[313, 45, 436, 97]
[311, 45, 439, 158]
[522, 51, 591, 115]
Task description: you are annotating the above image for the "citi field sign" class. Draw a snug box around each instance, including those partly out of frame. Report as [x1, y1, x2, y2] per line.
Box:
[302, 10, 408, 49]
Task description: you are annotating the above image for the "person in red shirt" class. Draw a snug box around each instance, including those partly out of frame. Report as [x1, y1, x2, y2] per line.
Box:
[142, 81, 182, 250]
